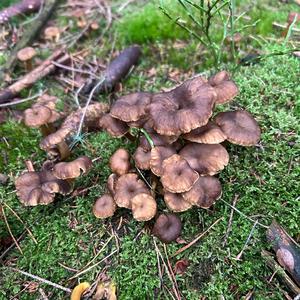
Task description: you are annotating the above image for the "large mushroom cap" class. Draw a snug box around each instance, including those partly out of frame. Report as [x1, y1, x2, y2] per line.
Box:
[215, 110, 261, 146]
[133, 146, 151, 170]
[24, 105, 53, 128]
[17, 47, 36, 62]
[161, 154, 199, 193]
[149, 77, 216, 136]
[183, 176, 222, 208]
[182, 121, 227, 144]
[152, 213, 182, 243]
[179, 143, 229, 175]
[131, 193, 157, 221]
[208, 71, 239, 104]
[114, 173, 149, 209]
[53, 156, 92, 180]
[110, 92, 152, 122]
[93, 194, 116, 219]
[164, 191, 193, 212]
[15, 170, 72, 206]
[109, 148, 131, 176]
[150, 146, 176, 176]
[99, 114, 129, 137]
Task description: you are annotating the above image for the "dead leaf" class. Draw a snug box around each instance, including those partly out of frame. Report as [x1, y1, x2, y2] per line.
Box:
[174, 259, 189, 275]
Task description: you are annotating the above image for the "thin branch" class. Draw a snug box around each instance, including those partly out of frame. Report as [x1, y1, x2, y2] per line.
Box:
[0, 91, 42, 108]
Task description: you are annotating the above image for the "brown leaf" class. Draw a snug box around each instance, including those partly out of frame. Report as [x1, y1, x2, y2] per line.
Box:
[174, 259, 189, 275]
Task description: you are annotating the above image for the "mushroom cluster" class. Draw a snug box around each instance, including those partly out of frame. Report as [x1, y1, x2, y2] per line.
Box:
[95, 71, 261, 242]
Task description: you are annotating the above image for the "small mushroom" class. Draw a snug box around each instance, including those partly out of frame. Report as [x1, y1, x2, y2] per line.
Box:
[93, 194, 116, 219]
[131, 193, 157, 221]
[150, 146, 176, 176]
[208, 71, 239, 104]
[107, 173, 118, 196]
[133, 146, 151, 170]
[215, 110, 261, 146]
[182, 121, 227, 144]
[114, 173, 149, 209]
[110, 92, 152, 122]
[15, 170, 72, 206]
[99, 113, 129, 138]
[53, 156, 92, 180]
[109, 148, 131, 176]
[164, 191, 193, 212]
[17, 47, 36, 71]
[161, 154, 199, 193]
[179, 143, 229, 175]
[44, 26, 60, 42]
[152, 213, 182, 243]
[182, 176, 222, 208]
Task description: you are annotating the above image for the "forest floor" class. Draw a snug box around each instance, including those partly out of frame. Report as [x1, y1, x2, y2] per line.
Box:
[0, 0, 299, 299]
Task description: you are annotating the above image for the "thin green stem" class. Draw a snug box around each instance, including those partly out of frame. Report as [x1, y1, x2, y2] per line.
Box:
[140, 128, 154, 149]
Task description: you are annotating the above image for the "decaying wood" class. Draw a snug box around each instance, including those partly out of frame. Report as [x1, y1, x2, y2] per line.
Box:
[266, 221, 300, 286]
[0, 0, 60, 77]
[0, 0, 42, 24]
[0, 50, 70, 104]
[82, 45, 141, 95]
[262, 250, 300, 295]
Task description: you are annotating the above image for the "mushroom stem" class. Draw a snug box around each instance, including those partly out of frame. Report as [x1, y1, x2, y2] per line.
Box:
[124, 132, 135, 142]
[24, 60, 33, 72]
[57, 141, 71, 160]
[140, 128, 154, 149]
[25, 160, 35, 172]
[40, 124, 55, 137]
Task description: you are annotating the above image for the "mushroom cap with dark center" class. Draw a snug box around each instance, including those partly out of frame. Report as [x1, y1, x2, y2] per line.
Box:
[109, 148, 131, 176]
[15, 170, 72, 206]
[179, 143, 229, 175]
[164, 191, 193, 212]
[107, 173, 118, 196]
[17, 47, 36, 62]
[161, 154, 199, 193]
[114, 173, 149, 208]
[182, 121, 227, 144]
[131, 193, 157, 221]
[99, 114, 129, 137]
[93, 194, 116, 218]
[53, 156, 92, 180]
[182, 176, 222, 208]
[110, 92, 152, 122]
[24, 105, 53, 127]
[208, 71, 238, 104]
[133, 146, 151, 170]
[215, 110, 261, 146]
[150, 146, 177, 176]
[152, 213, 182, 243]
[149, 77, 216, 136]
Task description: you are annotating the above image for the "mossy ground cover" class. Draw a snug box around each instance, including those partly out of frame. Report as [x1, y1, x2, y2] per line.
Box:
[0, 0, 299, 299]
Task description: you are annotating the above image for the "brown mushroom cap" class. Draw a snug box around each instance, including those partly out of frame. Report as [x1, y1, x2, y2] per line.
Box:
[215, 110, 261, 146]
[179, 143, 229, 175]
[15, 170, 72, 206]
[133, 146, 151, 170]
[161, 154, 199, 193]
[99, 114, 129, 137]
[24, 105, 53, 128]
[110, 92, 152, 122]
[164, 191, 193, 212]
[152, 213, 182, 243]
[131, 193, 157, 221]
[182, 121, 227, 144]
[17, 47, 36, 62]
[114, 173, 149, 208]
[53, 156, 92, 180]
[44, 26, 60, 39]
[139, 131, 178, 151]
[107, 173, 118, 196]
[149, 77, 216, 136]
[182, 176, 222, 208]
[93, 194, 116, 218]
[150, 146, 176, 176]
[208, 71, 239, 104]
[39, 128, 70, 151]
[109, 148, 131, 176]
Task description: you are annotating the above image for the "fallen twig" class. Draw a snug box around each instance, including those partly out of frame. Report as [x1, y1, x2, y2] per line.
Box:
[0, 0, 60, 76]
[0, 91, 43, 108]
[0, 50, 69, 104]
[172, 218, 222, 257]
